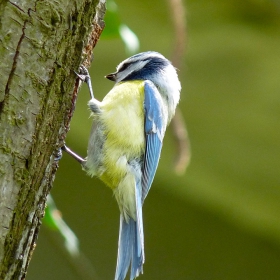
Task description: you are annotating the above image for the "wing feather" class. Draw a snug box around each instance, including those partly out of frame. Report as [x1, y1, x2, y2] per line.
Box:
[142, 81, 165, 202]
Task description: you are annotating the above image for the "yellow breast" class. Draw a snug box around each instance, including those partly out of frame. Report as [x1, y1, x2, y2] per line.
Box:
[99, 81, 145, 188]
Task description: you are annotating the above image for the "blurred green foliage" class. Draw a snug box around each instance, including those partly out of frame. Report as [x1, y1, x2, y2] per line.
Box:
[102, 0, 139, 53]
[29, 0, 280, 279]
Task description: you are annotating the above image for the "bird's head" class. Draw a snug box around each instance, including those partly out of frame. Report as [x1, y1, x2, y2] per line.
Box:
[106, 51, 181, 120]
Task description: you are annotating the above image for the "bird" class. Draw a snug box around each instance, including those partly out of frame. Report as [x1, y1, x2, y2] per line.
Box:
[62, 51, 181, 280]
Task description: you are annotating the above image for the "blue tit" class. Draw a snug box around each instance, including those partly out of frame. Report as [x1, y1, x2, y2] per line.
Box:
[63, 51, 181, 280]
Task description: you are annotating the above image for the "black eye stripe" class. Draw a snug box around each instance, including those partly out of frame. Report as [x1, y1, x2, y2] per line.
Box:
[118, 57, 151, 72]
[117, 56, 169, 76]
[118, 63, 130, 72]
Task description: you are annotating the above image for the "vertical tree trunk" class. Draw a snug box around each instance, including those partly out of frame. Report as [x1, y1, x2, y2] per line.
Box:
[0, 0, 105, 278]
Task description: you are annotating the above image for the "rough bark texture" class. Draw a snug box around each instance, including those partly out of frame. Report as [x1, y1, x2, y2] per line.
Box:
[0, 0, 105, 278]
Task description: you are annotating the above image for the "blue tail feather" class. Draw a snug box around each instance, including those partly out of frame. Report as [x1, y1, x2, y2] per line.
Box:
[114, 215, 133, 280]
[115, 180, 144, 280]
[131, 182, 144, 279]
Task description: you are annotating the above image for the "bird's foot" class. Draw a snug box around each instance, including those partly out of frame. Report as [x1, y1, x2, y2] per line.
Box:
[74, 65, 94, 99]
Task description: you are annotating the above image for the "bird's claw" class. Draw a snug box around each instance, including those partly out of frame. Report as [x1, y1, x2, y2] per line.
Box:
[54, 147, 63, 161]
[74, 65, 94, 99]
[74, 65, 90, 83]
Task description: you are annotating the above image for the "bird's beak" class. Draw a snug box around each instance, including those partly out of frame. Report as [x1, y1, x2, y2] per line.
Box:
[105, 73, 117, 81]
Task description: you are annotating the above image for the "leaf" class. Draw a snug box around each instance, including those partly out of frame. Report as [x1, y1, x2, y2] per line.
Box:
[43, 195, 80, 257]
[102, 0, 139, 54]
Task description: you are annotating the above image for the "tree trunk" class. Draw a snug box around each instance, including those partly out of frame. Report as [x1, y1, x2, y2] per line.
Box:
[0, 0, 105, 278]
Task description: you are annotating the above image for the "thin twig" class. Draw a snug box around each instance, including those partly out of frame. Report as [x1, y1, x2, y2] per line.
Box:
[168, 0, 191, 174]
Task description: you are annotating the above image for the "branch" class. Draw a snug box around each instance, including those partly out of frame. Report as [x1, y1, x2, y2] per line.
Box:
[0, 0, 105, 278]
[168, 0, 191, 174]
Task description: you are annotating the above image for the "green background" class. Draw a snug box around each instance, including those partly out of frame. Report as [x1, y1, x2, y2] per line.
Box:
[28, 0, 280, 279]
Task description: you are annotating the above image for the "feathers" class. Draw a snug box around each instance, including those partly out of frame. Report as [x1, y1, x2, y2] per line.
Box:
[142, 81, 165, 202]
[115, 215, 144, 280]
[114, 80, 166, 279]
[115, 176, 144, 280]
[83, 52, 181, 280]
[115, 216, 139, 280]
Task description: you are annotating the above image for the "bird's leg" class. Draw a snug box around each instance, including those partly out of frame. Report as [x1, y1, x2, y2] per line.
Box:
[75, 65, 102, 114]
[74, 65, 94, 100]
[61, 145, 86, 165]
[58, 66, 94, 166]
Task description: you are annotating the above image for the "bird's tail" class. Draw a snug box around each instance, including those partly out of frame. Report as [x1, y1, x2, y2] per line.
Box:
[114, 184, 144, 280]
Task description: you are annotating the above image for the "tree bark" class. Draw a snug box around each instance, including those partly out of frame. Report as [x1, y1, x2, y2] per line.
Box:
[0, 0, 105, 278]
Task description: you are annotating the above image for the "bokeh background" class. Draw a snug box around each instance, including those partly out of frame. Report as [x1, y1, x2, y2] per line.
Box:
[28, 0, 280, 279]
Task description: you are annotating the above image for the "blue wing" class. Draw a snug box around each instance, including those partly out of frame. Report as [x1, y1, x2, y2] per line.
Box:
[115, 80, 165, 280]
[142, 80, 165, 203]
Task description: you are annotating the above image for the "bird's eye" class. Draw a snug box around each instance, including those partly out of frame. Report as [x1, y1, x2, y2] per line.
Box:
[118, 63, 129, 72]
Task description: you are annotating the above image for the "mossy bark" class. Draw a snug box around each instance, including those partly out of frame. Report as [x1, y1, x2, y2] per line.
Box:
[0, 0, 105, 278]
